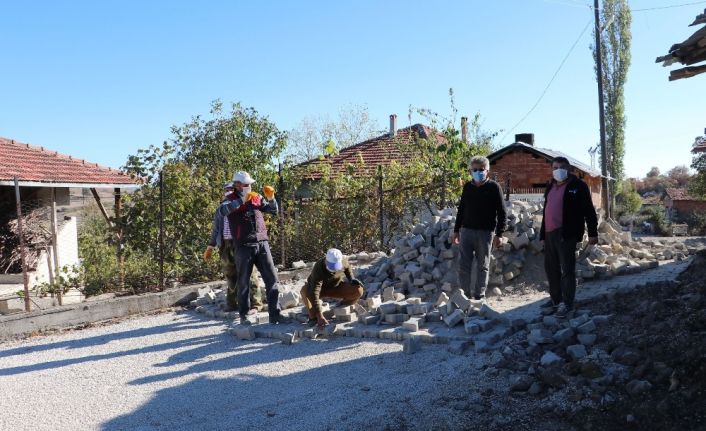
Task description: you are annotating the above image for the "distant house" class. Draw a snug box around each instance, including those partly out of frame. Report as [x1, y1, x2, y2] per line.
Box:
[487, 134, 604, 208]
[663, 187, 706, 222]
[0, 137, 141, 313]
[640, 195, 663, 212]
[295, 115, 443, 192]
[691, 129, 706, 154]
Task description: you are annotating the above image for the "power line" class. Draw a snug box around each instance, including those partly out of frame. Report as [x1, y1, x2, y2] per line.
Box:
[632, 0, 706, 12]
[538, 0, 706, 12]
[498, 19, 593, 145]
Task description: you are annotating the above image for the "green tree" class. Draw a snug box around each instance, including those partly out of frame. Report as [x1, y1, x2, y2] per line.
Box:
[593, 0, 631, 184]
[689, 153, 706, 198]
[121, 100, 287, 287]
[615, 182, 641, 216]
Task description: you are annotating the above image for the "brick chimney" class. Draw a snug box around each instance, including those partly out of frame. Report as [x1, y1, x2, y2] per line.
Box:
[515, 133, 535, 146]
[461, 117, 468, 143]
[389, 114, 397, 137]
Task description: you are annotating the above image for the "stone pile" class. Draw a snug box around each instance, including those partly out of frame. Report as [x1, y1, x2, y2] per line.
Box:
[358, 202, 694, 303]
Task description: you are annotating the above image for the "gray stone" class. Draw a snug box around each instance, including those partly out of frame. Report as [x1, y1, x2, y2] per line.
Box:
[291, 260, 306, 270]
[448, 340, 472, 355]
[444, 309, 465, 327]
[510, 375, 534, 392]
[384, 313, 408, 324]
[577, 333, 597, 346]
[577, 320, 597, 334]
[479, 303, 504, 322]
[450, 289, 471, 310]
[378, 302, 398, 315]
[540, 351, 564, 367]
[360, 315, 380, 325]
[567, 344, 588, 360]
[403, 335, 423, 354]
[569, 314, 590, 329]
[528, 329, 554, 344]
[402, 317, 422, 332]
[553, 327, 575, 344]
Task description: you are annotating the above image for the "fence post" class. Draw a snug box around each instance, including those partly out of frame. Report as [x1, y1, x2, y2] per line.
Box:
[13, 178, 30, 312]
[278, 163, 286, 268]
[50, 187, 62, 305]
[114, 187, 125, 290]
[378, 165, 384, 251]
[158, 170, 165, 290]
[505, 172, 512, 202]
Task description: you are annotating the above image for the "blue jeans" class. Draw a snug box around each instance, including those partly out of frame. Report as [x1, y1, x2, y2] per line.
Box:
[234, 241, 281, 319]
[458, 228, 493, 299]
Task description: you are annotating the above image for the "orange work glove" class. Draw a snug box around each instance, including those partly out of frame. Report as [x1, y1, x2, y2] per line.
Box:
[246, 192, 261, 206]
[203, 246, 213, 261]
[263, 185, 275, 200]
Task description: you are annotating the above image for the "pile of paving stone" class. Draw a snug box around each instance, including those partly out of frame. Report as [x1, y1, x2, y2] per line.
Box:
[358, 202, 695, 303]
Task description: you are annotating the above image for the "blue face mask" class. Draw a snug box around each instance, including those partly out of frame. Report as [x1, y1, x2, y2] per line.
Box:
[472, 171, 486, 182]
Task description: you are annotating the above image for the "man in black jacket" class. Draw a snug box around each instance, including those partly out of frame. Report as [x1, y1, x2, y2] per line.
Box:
[453, 156, 507, 301]
[539, 156, 598, 318]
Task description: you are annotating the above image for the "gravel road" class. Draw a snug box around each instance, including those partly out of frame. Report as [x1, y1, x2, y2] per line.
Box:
[0, 310, 482, 431]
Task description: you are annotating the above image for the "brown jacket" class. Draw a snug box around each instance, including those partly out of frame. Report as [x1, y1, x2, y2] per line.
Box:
[305, 257, 353, 314]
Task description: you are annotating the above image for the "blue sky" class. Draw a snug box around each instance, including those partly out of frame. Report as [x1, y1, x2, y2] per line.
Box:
[1, 0, 705, 178]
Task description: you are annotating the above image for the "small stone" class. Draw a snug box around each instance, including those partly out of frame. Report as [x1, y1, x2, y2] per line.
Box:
[567, 344, 588, 360]
[403, 336, 423, 354]
[577, 333, 597, 346]
[577, 320, 597, 334]
[540, 351, 564, 367]
[510, 375, 534, 392]
[553, 328, 575, 344]
[444, 309, 465, 327]
[528, 382, 544, 395]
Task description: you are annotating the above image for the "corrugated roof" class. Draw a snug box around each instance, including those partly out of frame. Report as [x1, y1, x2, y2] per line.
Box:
[487, 142, 602, 177]
[296, 124, 444, 179]
[0, 137, 142, 187]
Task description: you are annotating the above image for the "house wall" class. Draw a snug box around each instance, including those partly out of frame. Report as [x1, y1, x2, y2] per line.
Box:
[28, 217, 79, 289]
[673, 200, 706, 217]
[490, 149, 603, 208]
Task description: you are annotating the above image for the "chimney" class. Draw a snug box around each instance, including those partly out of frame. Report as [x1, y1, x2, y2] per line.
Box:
[389, 114, 397, 137]
[461, 117, 468, 143]
[515, 133, 535, 146]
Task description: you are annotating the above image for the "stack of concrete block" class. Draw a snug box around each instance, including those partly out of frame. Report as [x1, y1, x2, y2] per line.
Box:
[359, 202, 692, 301]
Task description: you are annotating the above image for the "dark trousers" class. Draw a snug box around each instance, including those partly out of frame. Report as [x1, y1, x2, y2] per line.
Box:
[300, 282, 364, 319]
[544, 228, 578, 308]
[458, 228, 493, 299]
[219, 239, 262, 310]
[234, 240, 280, 319]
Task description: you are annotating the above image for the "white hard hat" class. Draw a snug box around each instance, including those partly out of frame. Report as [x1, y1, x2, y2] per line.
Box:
[232, 171, 256, 185]
[325, 248, 343, 272]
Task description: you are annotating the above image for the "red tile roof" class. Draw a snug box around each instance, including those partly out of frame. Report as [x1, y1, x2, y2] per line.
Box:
[296, 124, 443, 179]
[665, 188, 704, 202]
[0, 137, 141, 186]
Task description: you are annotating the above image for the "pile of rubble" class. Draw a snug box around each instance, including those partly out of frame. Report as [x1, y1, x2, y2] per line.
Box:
[358, 202, 695, 302]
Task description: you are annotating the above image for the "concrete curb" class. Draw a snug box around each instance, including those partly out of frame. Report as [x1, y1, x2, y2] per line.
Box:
[0, 281, 225, 340]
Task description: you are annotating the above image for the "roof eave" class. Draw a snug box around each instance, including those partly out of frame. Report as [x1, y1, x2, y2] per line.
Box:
[0, 180, 142, 189]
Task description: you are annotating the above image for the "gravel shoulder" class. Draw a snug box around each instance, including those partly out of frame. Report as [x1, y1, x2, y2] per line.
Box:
[0, 310, 483, 431]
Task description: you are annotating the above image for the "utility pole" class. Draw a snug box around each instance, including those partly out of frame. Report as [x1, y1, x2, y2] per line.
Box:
[594, 0, 611, 218]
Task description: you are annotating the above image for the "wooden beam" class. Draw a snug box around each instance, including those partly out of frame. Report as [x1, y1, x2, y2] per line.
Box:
[90, 188, 113, 227]
[50, 188, 62, 305]
[669, 63, 706, 81]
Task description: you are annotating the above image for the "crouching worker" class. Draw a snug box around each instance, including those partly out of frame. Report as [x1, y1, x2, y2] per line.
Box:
[301, 248, 364, 328]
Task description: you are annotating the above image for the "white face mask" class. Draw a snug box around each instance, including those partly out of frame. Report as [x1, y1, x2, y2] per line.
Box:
[223, 192, 231, 199]
[553, 168, 568, 182]
[240, 185, 252, 196]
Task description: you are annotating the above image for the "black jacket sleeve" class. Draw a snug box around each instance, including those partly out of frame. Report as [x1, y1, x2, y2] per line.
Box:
[495, 182, 507, 235]
[582, 181, 598, 238]
[454, 183, 467, 233]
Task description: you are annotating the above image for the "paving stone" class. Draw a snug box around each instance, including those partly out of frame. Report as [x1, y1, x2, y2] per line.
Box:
[448, 340, 473, 355]
[360, 314, 380, 325]
[385, 313, 408, 324]
[528, 329, 554, 344]
[334, 306, 352, 317]
[383, 286, 396, 302]
[450, 289, 471, 310]
[230, 326, 255, 340]
[407, 303, 430, 316]
[444, 309, 465, 327]
[403, 335, 424, 354]
[378, 302, 398, 315]
[402, 317, 422, 332]
[337, 313, 357, 323]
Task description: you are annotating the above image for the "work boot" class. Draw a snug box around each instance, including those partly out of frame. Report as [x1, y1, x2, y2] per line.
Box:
[555, 303, 574, 319]
[270, 313, 292, 325]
